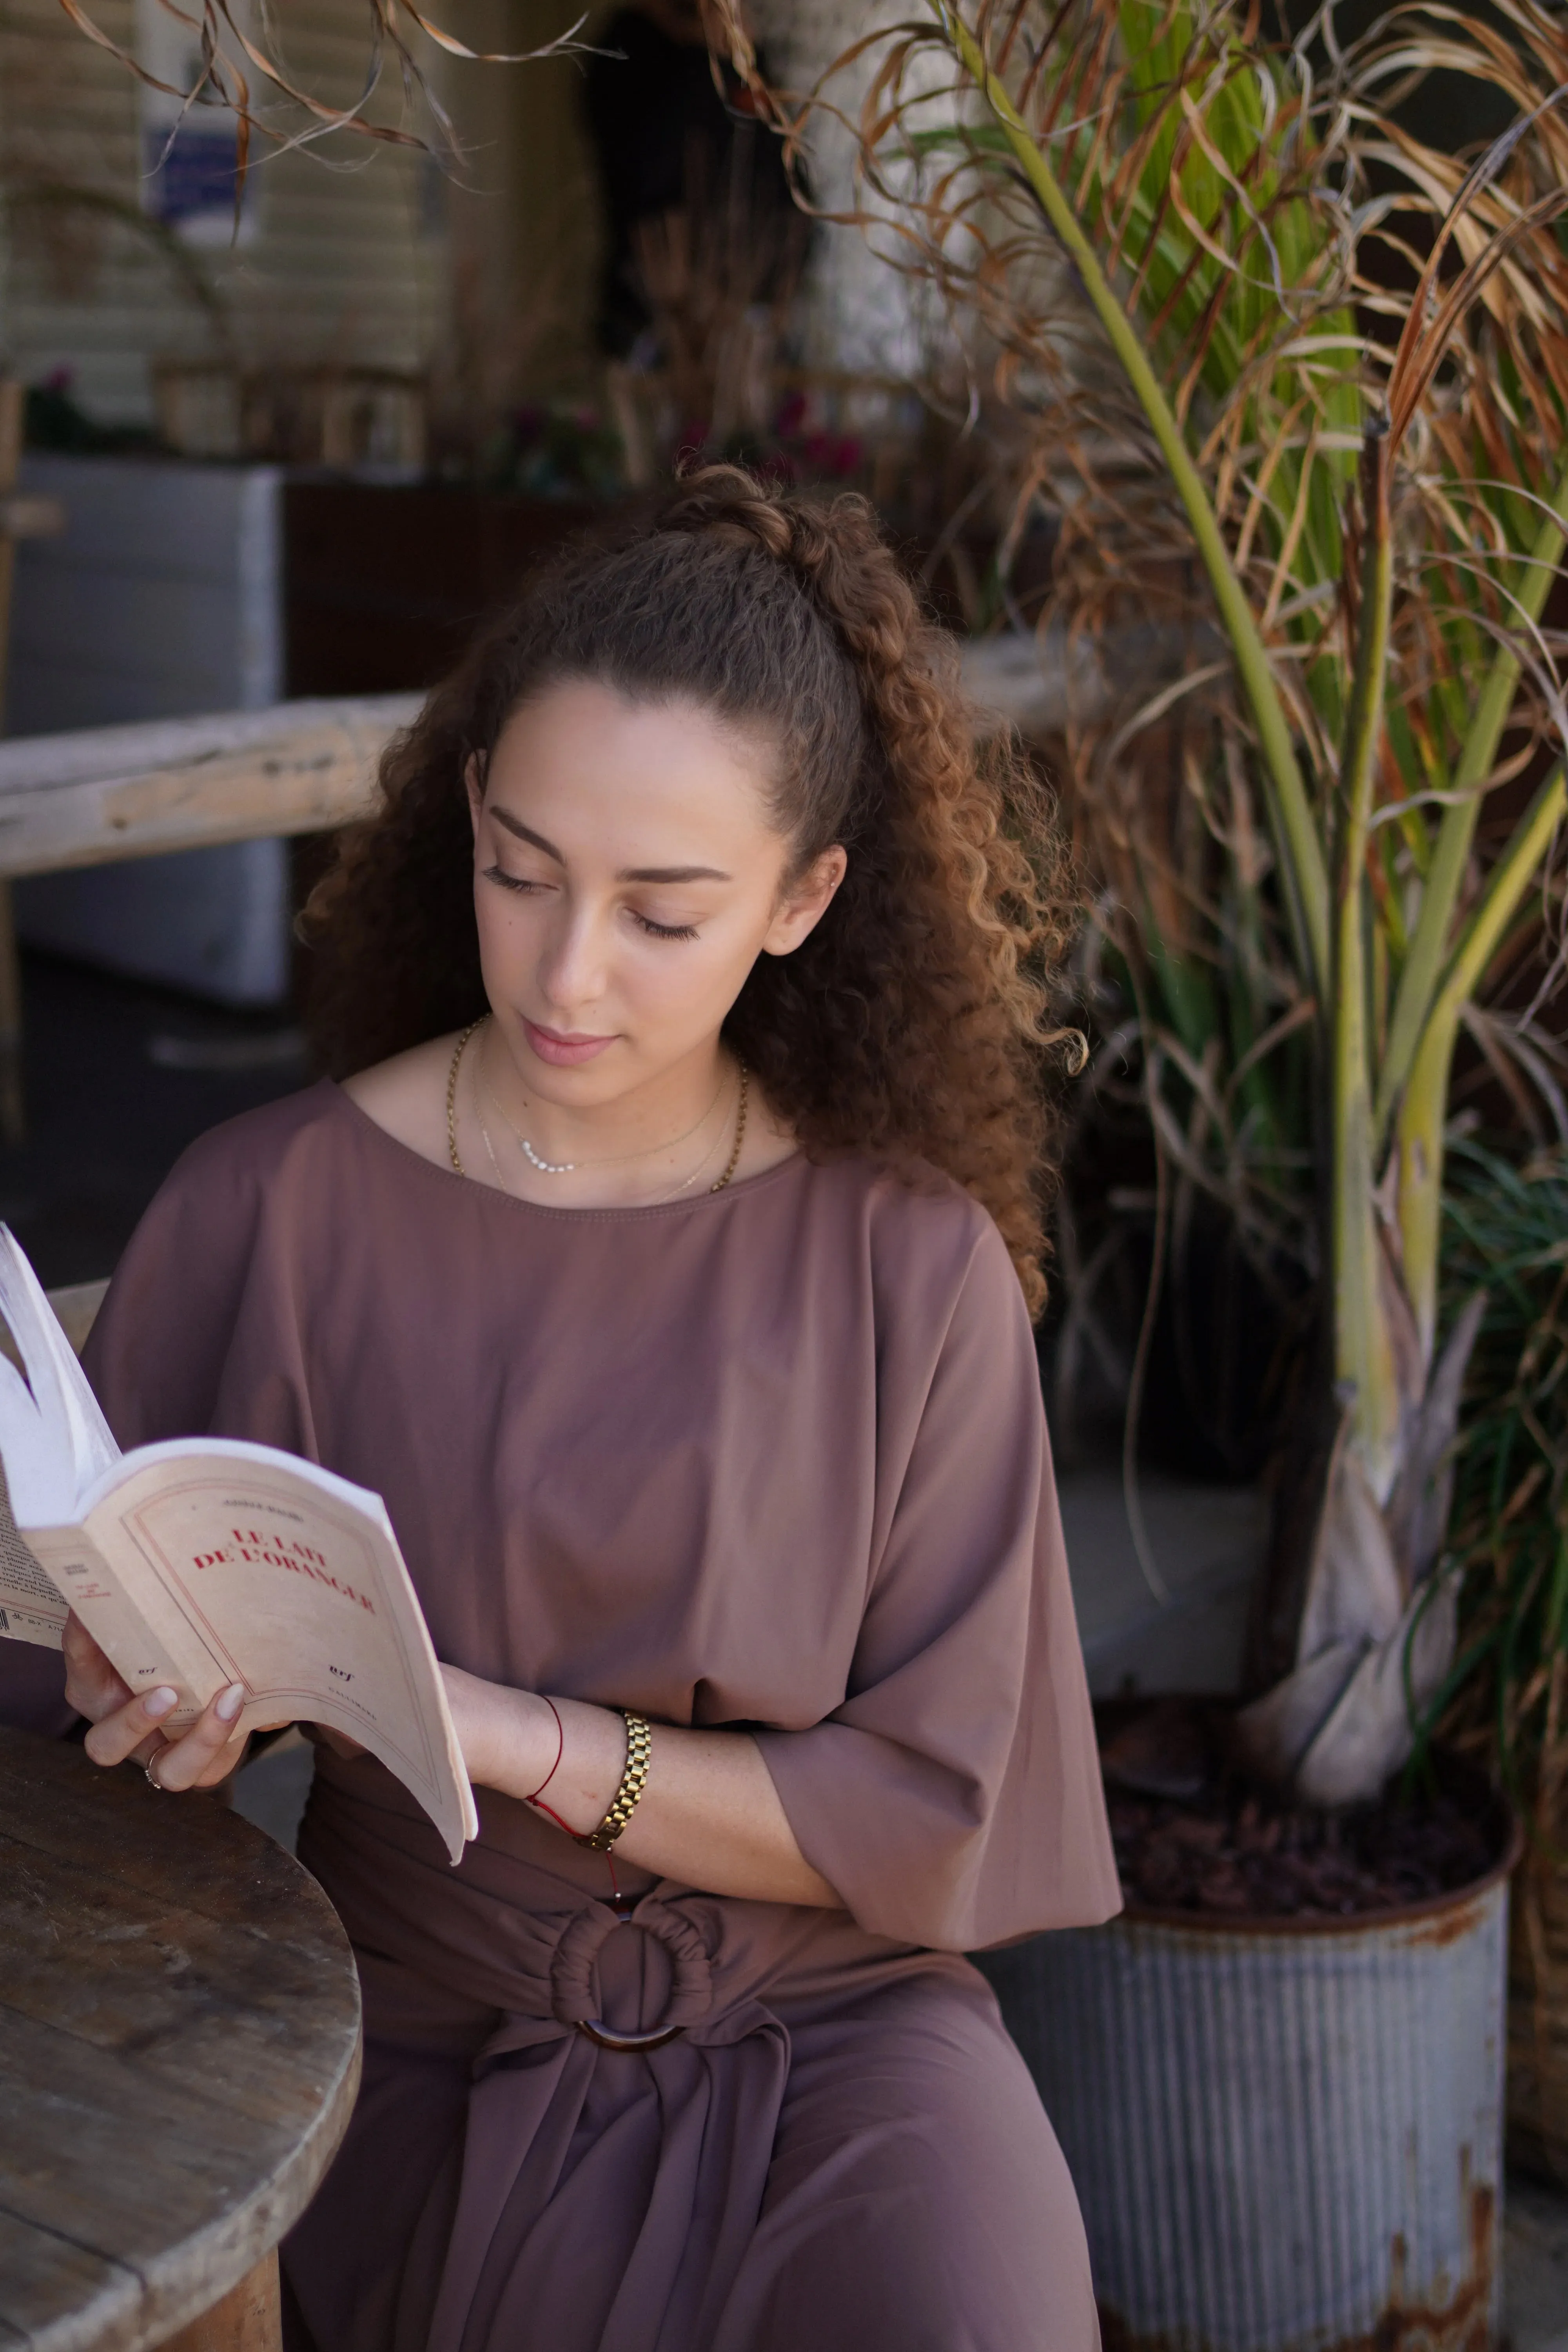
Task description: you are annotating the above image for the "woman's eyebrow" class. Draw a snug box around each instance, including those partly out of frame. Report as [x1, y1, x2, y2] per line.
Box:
[491, 808, 731, 886]
[492, 809, 564, 862]
[619, 862, 732, 884]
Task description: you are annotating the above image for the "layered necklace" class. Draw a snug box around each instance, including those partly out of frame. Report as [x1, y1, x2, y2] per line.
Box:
[445, 1018, 749, 1202]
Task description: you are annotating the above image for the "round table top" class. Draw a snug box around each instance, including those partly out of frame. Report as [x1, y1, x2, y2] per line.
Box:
[0, 1726, 361, 2352]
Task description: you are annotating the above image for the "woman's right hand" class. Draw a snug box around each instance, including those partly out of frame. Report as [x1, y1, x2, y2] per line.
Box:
[62, 1612, 252, 1791]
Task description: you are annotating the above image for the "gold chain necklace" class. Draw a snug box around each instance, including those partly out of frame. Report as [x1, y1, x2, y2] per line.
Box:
[446, 1023, 749, 1199]
[480, 1093, 729, 1203]
[479, 1022, 728, 1176]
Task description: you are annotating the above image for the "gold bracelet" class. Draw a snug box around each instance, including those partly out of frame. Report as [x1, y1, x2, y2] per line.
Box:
[575, 1710, 652, 1851]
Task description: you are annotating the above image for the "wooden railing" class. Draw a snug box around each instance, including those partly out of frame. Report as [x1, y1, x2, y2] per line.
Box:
[0, 627, 1197, 880]
[0, 695, 420, 878]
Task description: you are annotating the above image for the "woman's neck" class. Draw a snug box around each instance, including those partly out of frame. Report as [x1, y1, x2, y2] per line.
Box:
[342, 1025, 800, 1207]
[477, 1024, 733, 1193]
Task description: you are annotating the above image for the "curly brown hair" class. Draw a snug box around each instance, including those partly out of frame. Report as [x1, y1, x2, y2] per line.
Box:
[301, 466, 1078, 1312]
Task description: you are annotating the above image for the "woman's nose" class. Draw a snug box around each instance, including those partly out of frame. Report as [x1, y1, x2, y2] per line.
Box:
[535, 910, 610, 1013]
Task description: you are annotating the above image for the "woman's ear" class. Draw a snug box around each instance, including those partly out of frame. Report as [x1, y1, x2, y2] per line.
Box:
[760, 846, 848, 958]
[465, 754, 485, 842]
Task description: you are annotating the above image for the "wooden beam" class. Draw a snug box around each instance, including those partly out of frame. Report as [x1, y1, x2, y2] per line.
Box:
[0, 622, 1190, 887]
[0, 695, 420, 877]
[0, 649, 1062, 886]
[963, 631, 1105, 739]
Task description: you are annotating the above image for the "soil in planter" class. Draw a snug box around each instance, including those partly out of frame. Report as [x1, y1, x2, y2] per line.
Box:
[1102, 1699, 1503, 1919]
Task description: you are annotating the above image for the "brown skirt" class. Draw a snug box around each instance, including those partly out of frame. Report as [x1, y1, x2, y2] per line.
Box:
[283, 1755, 1099, 2352]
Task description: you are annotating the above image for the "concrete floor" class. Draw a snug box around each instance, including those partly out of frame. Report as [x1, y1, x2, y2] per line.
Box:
[1507, 2174, 1568, 2352]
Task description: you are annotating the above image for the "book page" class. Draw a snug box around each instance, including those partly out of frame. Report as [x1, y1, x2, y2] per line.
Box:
[29, 1439, 477, 1863]
[0, 1499, 68, 1647]
[0, 1222, 118, 1643]
[0, 1224, 118, 1524]
[0, 1227, 473, 1861]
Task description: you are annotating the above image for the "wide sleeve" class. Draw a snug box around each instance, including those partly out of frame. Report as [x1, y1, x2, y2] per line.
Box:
[754, 1213, 1121, 1953]
[81, 1119, 290, 1452]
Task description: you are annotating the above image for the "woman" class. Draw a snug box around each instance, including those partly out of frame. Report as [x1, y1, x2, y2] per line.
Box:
[65, 468, 1120, 2352]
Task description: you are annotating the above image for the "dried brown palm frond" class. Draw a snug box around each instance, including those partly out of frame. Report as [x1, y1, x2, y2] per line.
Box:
[716, 0, 1568, 1802]
[625, 125, 810, 458]
[53, 0, 591, 188]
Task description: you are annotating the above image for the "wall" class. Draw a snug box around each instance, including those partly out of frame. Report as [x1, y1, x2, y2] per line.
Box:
[747, 0, 942, 381]
[0, 0, 445, 425]
[434, 0, 606, 424]
[0, 0, 925, 432]
[11, 455, 291, 1004]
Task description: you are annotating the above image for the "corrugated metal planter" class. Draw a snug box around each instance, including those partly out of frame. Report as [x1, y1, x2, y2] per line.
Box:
[980, 1806, 1520, 2352]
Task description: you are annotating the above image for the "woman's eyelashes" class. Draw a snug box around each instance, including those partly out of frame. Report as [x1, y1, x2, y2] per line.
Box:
[631, 912, 700, 942]
[483, 863, 545, 897]
[482, 865, 700, 943]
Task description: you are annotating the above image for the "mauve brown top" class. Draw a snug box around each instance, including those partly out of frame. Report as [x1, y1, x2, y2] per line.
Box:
[82, 1079, 1117, 1951]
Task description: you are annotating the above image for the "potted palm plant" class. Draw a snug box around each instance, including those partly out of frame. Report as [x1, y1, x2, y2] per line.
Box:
[714, 0, 1568, 2339]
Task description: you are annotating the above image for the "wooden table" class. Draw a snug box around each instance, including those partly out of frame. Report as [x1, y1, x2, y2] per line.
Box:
[0, 1728, 361, 2352]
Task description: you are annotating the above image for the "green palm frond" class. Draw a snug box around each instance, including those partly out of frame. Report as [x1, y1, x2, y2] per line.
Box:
[711, 0, 1568, 1795]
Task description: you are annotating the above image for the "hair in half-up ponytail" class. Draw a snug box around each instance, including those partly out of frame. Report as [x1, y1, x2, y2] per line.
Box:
[302, 466, 1077, 1312]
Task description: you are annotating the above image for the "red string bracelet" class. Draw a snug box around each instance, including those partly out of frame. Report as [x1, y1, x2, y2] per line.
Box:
[524, 1697, 624, 1904]
[524, 1695, 565, 1803]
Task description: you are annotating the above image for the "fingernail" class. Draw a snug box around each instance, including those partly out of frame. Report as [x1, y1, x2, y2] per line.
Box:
[215, 1682, 246, 1723]
[144, 1687, 179, 1720]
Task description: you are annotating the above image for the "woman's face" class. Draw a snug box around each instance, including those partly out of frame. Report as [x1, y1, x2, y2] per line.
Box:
[468, 680, 844, 1107]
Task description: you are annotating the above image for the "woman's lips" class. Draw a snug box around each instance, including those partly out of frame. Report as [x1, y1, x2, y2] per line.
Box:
[521, 1017, 618, 1068]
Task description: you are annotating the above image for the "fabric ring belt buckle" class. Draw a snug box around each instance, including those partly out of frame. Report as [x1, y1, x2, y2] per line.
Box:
[573, 1894, 689, 2045]
[551, 1898, 712, 2056]
[574, 2016, 687, 2053]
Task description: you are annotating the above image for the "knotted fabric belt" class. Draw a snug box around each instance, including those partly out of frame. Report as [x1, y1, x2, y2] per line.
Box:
[296, 1746, 882, 2053]
[295, 1749, 944, 2352]
[299, 1760, 805, 2351]
[550, 1889, 713, 2051]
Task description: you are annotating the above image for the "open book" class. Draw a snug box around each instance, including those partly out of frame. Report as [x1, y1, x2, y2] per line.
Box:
[0, 1228, 477, 1863]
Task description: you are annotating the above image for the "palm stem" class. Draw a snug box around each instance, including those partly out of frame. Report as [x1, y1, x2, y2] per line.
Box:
[1376, 456, 1568, 1142]
[1397, 762, 1568, 1363]
[935, 0, 1332, 1000]
[1334, 426, 1399, 1496]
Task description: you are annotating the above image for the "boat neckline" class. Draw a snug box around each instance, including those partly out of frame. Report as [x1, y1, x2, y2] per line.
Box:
[326, 1075, 808, 1223]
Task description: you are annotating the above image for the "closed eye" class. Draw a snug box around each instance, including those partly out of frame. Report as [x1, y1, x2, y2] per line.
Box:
[485, 864, 697, 939]
[632, 912, 700, 941]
